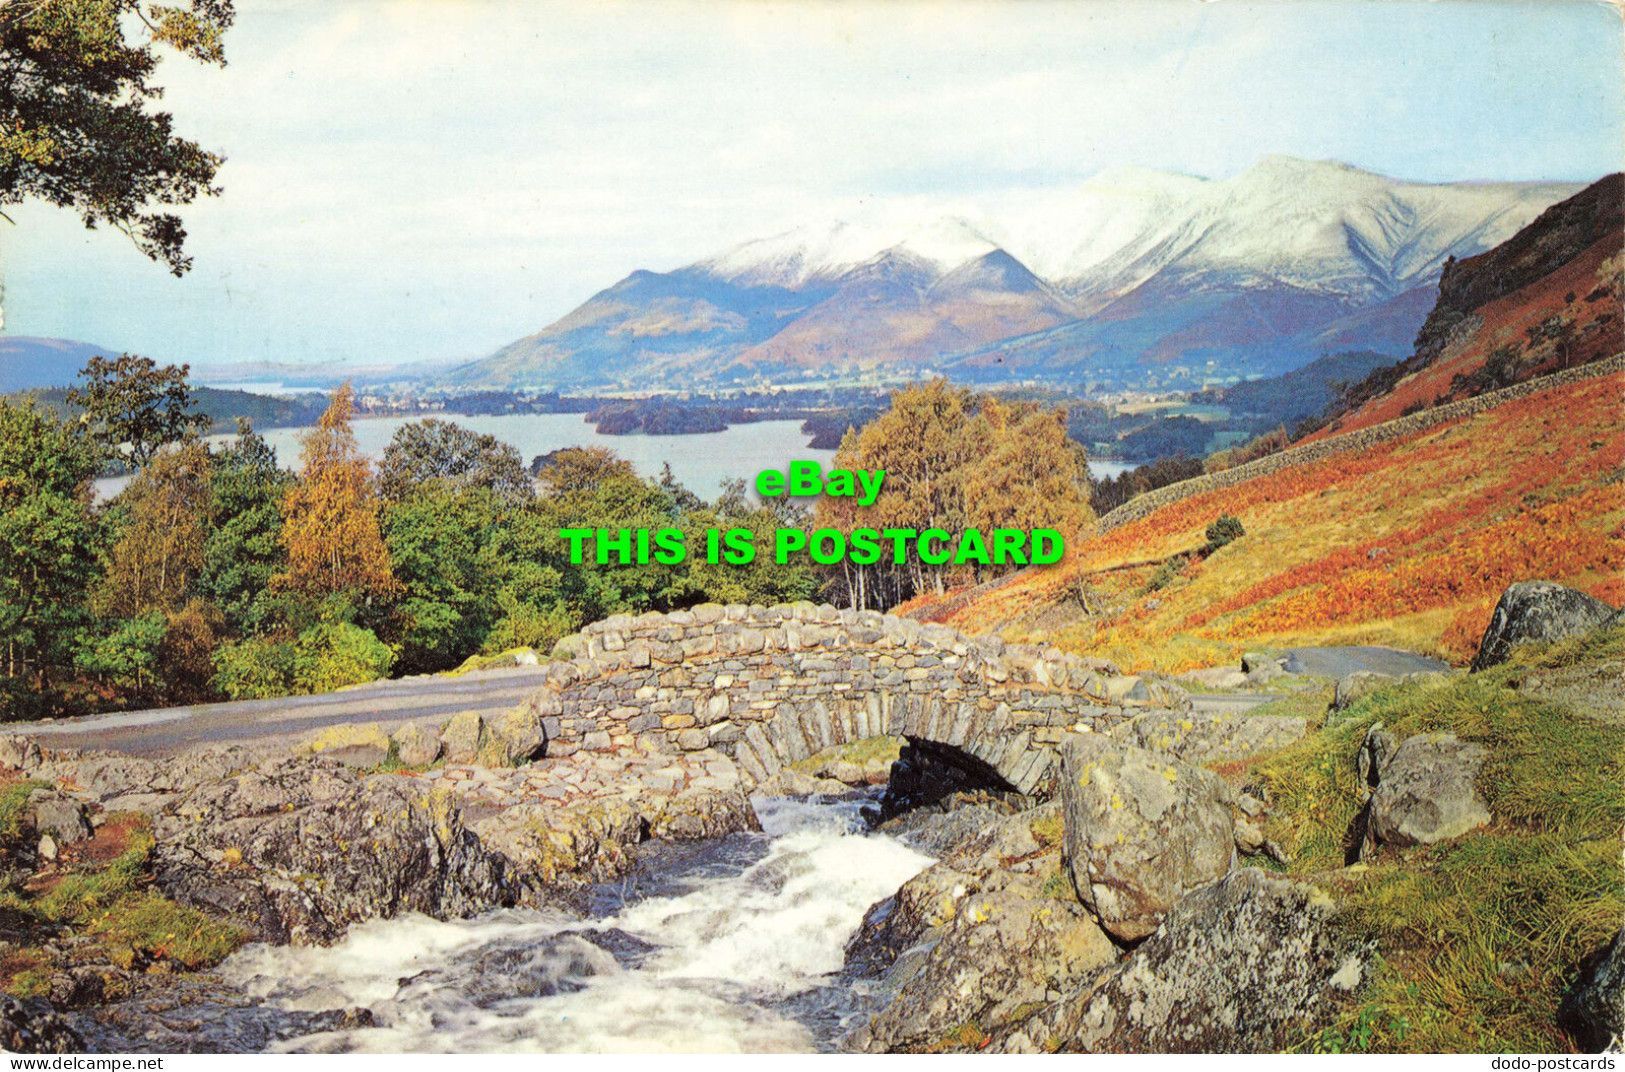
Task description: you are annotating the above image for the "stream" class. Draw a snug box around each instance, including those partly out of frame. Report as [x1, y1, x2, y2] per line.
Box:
[104, 795, 931, 1053]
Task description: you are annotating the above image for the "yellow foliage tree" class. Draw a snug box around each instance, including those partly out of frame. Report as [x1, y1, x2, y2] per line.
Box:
[278, 384, 397, 602]
[816, 381, 1094, 606]
[101, 441, 214, 617]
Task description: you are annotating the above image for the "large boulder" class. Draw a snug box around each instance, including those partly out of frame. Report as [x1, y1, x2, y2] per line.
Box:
[1060, 733, 1235, 941]
[153, 756, 536, 945]
[1367, 732, 1491, 848]
[1560, 928, 1625, 1053]
[484, 704, 547, 766]
[847, 804, 1119, 1053]
[1472, 581, 1616, 672]
[997, 869, 1366, 1053]
[390, 720, 441, 767]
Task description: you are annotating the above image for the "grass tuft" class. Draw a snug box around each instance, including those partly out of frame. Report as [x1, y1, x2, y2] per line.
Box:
[1256, 658, 1625, 1052]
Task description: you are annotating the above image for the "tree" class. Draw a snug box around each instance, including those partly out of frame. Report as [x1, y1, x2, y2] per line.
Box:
[278, 384, 397, 603]
[0, 398, 102, 715]
[98, 440, 213, 617]
[534, 446, 637, 497]
[959, 399, 1094, 551]
[377, 418, 533, 504]
[381, 486, 503, 673]
[0, 0, 233, 274]
[66, 353, 209, 468]
[198, 420, 291, 634]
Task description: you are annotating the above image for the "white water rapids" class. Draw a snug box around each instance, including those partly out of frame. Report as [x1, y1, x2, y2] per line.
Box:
[214, 797, 933, 1053]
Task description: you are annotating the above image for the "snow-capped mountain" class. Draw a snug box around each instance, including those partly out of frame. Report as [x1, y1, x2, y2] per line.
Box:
[447, 157, 1583, 391]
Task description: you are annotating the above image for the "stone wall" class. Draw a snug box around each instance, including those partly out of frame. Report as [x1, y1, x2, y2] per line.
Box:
[520, 603, 1188, 797]
[1098, 354, 1625, 532]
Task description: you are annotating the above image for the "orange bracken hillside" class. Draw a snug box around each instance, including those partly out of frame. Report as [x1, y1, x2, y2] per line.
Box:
[932, 369, 1623, 674]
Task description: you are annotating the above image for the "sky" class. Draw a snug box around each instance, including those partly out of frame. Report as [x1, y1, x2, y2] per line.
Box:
[1, 0, 1621, 372]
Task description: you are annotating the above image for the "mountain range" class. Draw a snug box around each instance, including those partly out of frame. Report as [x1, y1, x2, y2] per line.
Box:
[449, 156, 1582, 391]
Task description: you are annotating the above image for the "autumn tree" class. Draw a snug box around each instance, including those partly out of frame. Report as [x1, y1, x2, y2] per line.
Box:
[816, 382, 1094, 608]
[959, 398, 1094, 548]
[67, 354, 209, 468]
[278, 384, 396, 603]
[378, 418, 533, 504]
[0, 0, 233, 274]
[818, 379, 979, 603]
[98, 440, 213, 617]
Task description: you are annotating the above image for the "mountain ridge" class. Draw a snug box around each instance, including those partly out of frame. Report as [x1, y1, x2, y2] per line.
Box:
[447, 157, 1586, 391]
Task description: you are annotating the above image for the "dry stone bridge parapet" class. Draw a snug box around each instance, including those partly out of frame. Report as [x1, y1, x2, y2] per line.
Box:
[521, 602, 1190, 797]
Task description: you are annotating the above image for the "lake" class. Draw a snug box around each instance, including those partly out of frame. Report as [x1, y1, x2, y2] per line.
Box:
[94, 413, 1136, 501]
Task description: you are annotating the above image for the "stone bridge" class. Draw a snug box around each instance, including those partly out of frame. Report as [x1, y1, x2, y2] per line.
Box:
[520, 602, 1189, 799]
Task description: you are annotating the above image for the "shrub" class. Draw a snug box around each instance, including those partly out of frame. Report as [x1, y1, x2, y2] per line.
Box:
[291, 621, 396, 694]
[211, 636, 297, 700]
[1204, 514, 1245, 552]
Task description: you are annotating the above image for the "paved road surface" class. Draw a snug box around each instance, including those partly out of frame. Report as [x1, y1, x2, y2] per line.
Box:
[1282, 646, 1450, 679]
[4, 645, 1449, 759]
[9, 666, 550, 759]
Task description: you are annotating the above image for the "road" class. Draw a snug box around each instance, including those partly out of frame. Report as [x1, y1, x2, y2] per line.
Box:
[4, 645, 1449, 759]
[8, 666, 551, 759]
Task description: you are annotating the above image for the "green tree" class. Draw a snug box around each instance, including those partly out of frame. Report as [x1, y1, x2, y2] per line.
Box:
[0, 399, 102, 717]
[534, 446, 637, 497]
[381, 486, 504, 673]
[66, 353, 209, 468]
[378, 418, 534, 504]
[0, 0, 233, 274]
[199, 421, 291, 635]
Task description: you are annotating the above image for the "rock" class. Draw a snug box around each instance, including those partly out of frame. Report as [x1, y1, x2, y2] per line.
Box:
[1367, 732, 1491, 847]
[1233, 818, 1266, 855]
[485, 704, 546, 765]
[154, 757, 535, 945]
[999, 869, 1365, 1053]
[0, 994, 83, 1053]
[37, 834, 58, 861]
[1333, 671, 1395, 713]
[1472, 581, 1617, 672]
[847, 805, 1119, 1053]
[438, 710, 484, 765]
[1060, 734, 1235, 941]
[1177, 667, 1249, 691]
[754, 768, 853, 798]
[471, 798, 645, 886]
[0, 735, 41, 770]
[1355, 722, 1397, 797]
[297, 722, 391, 768]
[29, 791, 91, 844]
[390, 721, 441, 767]
[1113, 711, 1308, 764]
[1560, 927, 1624, 1052]
[647, 786, 759, 840]
[1240, 651, 1282, 675]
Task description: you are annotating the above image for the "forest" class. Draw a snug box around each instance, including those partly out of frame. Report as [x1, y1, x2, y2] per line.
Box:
[0, 361, 1095, 721]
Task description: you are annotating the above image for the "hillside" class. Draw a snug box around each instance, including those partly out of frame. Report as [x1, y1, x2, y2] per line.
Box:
[447, 158, 1579, 392]
[11, 385, 330, 437]
[0, 336, 115, 392]
[925, 366, 1622, 673]
[1321, 173, 1623, 434]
